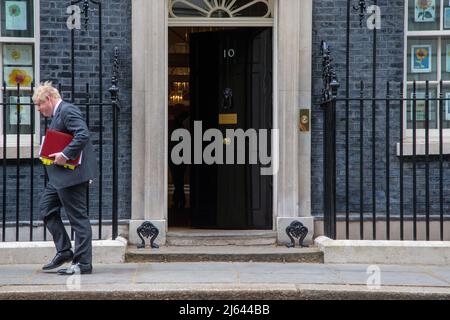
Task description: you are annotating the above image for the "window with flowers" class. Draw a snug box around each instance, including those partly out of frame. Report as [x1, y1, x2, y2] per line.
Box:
[405, 0, 450, 132]
[0, 0, 39, 154]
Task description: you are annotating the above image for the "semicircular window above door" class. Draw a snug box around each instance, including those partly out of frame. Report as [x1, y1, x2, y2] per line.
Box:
[168, 0, 273, 18]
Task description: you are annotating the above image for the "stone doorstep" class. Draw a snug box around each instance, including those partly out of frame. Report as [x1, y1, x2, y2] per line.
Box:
[166, 230, 278, 246]
[166, 238, 277, 246]
[315, 236, 450, 266]
[0, 237, 128, 265]
[125, 246, 324, 263]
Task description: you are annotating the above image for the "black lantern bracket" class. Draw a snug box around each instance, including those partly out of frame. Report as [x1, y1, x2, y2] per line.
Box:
[109, 46, 120, 108]
[353, 0, 368, 27]
[321, 41, 340, 103]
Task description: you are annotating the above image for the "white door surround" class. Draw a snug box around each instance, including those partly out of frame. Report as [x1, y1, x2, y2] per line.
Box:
[130, 0, 313, 246]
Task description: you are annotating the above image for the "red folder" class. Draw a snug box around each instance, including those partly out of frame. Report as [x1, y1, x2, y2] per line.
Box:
[39, 129, 82, 170]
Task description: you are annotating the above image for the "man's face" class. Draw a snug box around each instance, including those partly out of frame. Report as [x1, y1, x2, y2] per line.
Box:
[35, 96, 54, 118]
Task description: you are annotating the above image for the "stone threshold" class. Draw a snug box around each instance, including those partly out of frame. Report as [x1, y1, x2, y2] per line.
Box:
[125, 245, 323, 263]
[165, 229, 278, 246]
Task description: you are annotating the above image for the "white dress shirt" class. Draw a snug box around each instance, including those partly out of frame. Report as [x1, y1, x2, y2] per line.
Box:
[53, 99, 69, 160]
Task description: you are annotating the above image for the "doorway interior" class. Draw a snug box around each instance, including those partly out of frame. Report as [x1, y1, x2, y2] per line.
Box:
[167, 26, 273, 230]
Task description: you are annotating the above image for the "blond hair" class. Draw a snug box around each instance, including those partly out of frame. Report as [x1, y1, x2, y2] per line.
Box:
[32, 81, 61, 103]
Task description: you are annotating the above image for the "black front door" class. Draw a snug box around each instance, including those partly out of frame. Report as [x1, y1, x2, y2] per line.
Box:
[190, 28, 273, 229]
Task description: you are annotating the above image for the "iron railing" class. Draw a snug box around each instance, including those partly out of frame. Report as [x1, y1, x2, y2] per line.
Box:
[322, 42, 449, 241]
[0, 0, 120, 242]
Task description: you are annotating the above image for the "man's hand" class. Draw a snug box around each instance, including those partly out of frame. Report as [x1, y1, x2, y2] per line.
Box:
[49, 153, 68, 166]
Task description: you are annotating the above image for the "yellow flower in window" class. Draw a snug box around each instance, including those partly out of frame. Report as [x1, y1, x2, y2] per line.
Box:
[417, 0, 433, 10]
[10, 49, 21, 61]
[415, 48, 429, 65]
[8, 69, 32, 86]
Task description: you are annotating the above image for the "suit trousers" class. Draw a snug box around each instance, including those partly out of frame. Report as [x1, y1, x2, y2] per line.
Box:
[39, 182, 92, 264]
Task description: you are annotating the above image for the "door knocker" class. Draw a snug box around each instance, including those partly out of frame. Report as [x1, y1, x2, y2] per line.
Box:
[221, 88, 233, 110]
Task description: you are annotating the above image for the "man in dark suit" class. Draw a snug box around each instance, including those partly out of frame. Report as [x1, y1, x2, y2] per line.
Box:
[34, 81, 98, 275]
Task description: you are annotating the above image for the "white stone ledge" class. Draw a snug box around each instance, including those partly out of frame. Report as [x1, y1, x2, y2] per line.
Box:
[315, 236, 450, 266]
[396, 141, 450, 156]
[0, 145, 40, 159]
[0, 237, 127, 265]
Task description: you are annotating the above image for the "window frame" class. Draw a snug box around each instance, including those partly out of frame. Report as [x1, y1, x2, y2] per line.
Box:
[167, 0, 275, 26]
[0, 0, 40, 158]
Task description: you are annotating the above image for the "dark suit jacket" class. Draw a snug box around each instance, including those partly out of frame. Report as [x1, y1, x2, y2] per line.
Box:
[45, 101, 98, 189]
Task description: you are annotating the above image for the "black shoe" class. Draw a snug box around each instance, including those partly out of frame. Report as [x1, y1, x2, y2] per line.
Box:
[57, 262, 92, 275]
[42, 250, 74, 271]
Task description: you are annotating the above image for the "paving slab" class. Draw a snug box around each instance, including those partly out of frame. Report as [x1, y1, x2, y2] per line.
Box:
[336, 271, 449, 287]
[327, 264, 439, 274]
[228, 262, 335, 274]
[140, 262, 238, 272]
[135, 270, 238, 284]
[239, 272, 343, 284]
[419, 268, 450, 285]
[0, 263, 449, 299]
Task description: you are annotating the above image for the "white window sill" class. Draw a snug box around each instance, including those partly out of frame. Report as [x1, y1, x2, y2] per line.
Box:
[396, 141, 450, 156]
[0, 145, 41, 159]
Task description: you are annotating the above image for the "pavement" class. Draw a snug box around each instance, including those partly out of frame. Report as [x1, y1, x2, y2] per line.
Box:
[0, 262, 450, 299]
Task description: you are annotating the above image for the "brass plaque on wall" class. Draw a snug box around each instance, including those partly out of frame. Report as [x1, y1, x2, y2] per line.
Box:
[300, 109, 310, 132]
[219, 113, 238, 125]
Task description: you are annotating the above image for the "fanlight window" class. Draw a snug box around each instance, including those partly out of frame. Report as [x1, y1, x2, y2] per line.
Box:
[169, 0, 273, 18]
